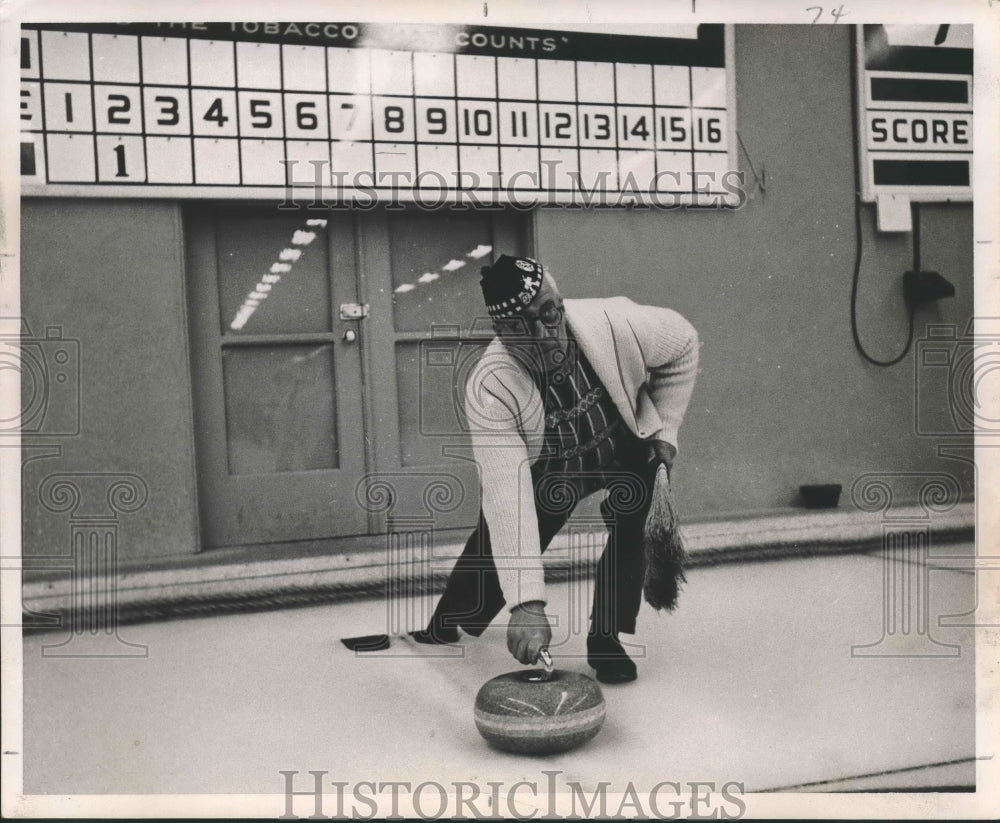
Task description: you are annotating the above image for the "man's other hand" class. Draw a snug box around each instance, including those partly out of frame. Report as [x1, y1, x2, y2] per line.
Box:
[644, 439, 676, 471]
[507, 601, 552, 665]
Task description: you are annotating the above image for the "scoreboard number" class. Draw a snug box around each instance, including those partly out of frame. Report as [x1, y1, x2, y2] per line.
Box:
[415, 99, 457, 142]
[657, 111, 690, 148]
[498, 103, 537, 144]
[539, 104, 576, 146]
[143, 88, 190, 134]
[21, 23, 737, 203]
[97, 135, 145, 181]
[191, 90, 238, 136]
[579, 106, 615, 146]
[692, 112, 726, 150]
[154, 96, 180, 126]
[458, 102, 499, 145]
[618, 108, 653, 147]
[329, 94, 372, 140]
[372, 96, 415, 142]
[426, 107, 449, 134]
[238, 92, 284, 137]
[285, 94, 329, 139]
[95, 86, 143, 133]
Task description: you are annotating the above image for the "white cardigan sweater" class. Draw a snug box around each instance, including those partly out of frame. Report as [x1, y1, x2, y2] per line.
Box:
[463, 296, 700, 610]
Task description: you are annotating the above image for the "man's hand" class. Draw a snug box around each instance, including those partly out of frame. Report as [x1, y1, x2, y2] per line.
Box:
[507, 601, 552, 665]
[644, 439, 676, 471]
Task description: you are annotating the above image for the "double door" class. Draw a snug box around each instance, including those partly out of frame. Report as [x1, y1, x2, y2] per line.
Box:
[186, 204, 529, 548]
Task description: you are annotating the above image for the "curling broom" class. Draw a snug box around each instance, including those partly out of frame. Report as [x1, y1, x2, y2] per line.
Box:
[641, 463, 688, 611]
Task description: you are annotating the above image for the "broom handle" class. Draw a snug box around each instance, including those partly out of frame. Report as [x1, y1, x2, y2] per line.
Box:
[654, 462, 671, 505]
[538, 647, 554, 680]
[646, 462, 674, 535]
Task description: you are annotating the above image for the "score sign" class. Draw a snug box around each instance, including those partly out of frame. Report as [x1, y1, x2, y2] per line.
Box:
[856, 24, 972, 204]
[19, 22, 736, 206]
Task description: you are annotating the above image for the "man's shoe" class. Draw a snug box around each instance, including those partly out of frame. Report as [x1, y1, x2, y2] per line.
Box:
[591, 657, 638, 684]
[409, 625, 459, 645]
[587, 636, 638, 684]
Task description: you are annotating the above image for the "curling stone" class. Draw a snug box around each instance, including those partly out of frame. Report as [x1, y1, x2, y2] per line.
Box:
[474, 649, 605, 754]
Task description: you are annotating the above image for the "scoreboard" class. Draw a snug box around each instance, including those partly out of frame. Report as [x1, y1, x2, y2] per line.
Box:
[856, 24, 973, 204]
[19, 22, 737, 205]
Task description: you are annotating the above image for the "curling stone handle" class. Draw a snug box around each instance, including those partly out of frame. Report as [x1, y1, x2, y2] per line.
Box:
[538, 647, 554, 680]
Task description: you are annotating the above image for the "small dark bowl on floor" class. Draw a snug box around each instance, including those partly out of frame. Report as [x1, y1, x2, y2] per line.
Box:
[799, 484, 842, 509]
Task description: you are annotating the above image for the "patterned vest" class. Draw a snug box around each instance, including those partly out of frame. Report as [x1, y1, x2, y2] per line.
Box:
[530, 330, 639, 488]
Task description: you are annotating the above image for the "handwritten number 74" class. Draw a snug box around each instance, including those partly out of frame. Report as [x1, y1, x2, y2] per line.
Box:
[807, 5, 847, 23]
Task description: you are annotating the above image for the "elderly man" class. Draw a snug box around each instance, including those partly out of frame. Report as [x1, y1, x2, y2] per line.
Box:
[413, 255, 699, 683]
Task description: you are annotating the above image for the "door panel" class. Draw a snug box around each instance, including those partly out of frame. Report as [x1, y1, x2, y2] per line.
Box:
[221, 344, 340, 474]
[386, 209, 498, 333]
[186, 205, 367, 547]
[215, 214, 334, 335]
[362, 208, 531, 534]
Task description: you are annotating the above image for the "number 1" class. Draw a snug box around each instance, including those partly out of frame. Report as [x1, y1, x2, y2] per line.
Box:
[113, 144, 127, 177]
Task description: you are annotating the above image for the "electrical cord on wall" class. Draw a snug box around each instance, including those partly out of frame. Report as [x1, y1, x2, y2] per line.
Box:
[848, 25, 917, 367]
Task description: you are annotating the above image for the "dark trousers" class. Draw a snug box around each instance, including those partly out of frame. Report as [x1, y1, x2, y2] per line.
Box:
[429, 446, 654, 640]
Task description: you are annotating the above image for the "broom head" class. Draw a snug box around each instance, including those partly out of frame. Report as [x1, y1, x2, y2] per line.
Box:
[641, 463, 688, 611]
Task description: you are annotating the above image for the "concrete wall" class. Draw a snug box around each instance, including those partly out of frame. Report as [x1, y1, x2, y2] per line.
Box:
[20, 199, 200, 562]
[536, 25, 974, 517]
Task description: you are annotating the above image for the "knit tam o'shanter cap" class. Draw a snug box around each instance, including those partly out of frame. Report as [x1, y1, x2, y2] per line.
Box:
[480, 255, 544, 319]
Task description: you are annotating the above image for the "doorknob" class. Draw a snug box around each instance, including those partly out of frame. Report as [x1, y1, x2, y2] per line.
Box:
[343, 329, 357, 343]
